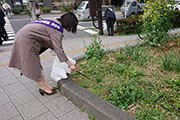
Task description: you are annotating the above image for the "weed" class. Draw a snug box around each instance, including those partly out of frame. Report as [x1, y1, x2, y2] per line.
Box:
[160, 52, 173, 71]
[106, 82, 144, 110]
[88, 114, 96, 120]
[135, 106, 167, 120]
[84, 35, 105, 60]
[71, 39, 180, 119]
[172, 54, 180, 72]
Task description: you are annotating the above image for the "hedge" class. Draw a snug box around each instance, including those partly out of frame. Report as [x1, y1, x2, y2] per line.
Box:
[60, 6, 74, 12]
[170, 10, 180, 28]
[116, 16, 138, 34]
[40, 8, 51, 13]
[11, 8, 24, 14]
[116, 11, 180, 34]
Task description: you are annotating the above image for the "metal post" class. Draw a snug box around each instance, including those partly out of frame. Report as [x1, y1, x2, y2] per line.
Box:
[125, 0, 127, 18]
[28, 0, 38, 21]
[97, 0, 103, 35]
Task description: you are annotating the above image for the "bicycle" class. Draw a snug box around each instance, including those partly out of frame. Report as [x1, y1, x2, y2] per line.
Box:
[137, 24, 172, 40]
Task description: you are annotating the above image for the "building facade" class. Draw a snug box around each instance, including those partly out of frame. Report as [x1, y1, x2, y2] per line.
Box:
[5, 0, 53, 9]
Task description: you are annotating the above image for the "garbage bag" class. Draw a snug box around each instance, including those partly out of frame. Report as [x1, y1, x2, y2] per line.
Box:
[51, 55, 76, 82]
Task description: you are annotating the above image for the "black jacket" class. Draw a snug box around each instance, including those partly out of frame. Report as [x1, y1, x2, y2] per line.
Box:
[104, 8, 116, 21]
[0, 8, 6, 26]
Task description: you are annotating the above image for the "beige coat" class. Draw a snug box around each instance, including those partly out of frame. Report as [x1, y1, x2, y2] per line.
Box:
[9, 20, 68, 81]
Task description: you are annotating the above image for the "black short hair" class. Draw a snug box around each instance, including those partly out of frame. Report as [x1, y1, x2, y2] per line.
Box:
[58, 12, 78, 33]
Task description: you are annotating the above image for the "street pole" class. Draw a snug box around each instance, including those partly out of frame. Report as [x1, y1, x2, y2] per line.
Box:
[20, 0, 24, 9]
[28, 0, 38, 21]
[97, 0, 103, 35]
[125, 0, 127, 18]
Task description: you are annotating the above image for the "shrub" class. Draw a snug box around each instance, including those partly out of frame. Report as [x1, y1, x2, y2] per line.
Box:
[23, 9, 30, 14]
[139, 0, 175, 46]
[116, 17, 138, 34]
[60, 6, 74, 12]
[11, 8, 24, 14]
[170, 10, 180, 28]
[41, 8, 51, 13]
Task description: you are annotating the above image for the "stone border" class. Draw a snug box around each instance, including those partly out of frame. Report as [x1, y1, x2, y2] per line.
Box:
[57, 55, 136, 120]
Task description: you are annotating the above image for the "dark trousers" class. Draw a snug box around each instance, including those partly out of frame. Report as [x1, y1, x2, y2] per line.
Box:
[106, 18, 115, 36]
[0, 25, 8, 41]
[0, 25, 8, 45]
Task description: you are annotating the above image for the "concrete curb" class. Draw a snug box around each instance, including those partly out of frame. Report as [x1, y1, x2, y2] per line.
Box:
[57, 78, 136, 120]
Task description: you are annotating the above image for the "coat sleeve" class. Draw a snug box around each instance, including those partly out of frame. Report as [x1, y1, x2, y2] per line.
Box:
[50, 32, 68, 62]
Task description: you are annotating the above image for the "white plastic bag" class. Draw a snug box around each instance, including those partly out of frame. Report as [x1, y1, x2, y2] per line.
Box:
[51, 55, 76, 82]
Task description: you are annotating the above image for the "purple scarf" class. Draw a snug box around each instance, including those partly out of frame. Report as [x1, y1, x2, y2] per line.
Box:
[31, 19, 63, 33]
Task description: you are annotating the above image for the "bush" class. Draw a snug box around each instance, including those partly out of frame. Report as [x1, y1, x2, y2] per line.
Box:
[41, 8, 51, 13]
[170, 10, 180, 28]
[116, 17, 138, 34]
[11, 8, 24, 14]
[60, 6, 74, 12]
[139, 0, 175, 46]
[23, 9, 30, 14]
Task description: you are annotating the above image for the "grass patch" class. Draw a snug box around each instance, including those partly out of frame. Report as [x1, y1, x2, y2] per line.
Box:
[70, 38, 180, 120]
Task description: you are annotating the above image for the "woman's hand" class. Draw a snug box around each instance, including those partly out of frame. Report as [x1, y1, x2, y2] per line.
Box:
[69, 64, 76, 72]
[66, 60, 76, 72]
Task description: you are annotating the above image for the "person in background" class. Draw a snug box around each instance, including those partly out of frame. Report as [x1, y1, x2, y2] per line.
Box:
[104, 8, 116, 36]
[3, 1, 11, 18]
[35, 2, 41, 19]
[0, 3, 8, 45]
[9, 12, 78, 96]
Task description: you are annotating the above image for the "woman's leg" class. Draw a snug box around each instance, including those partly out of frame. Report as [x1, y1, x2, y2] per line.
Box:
[41, 75, 53, 90]
[35, 75, 53, 93]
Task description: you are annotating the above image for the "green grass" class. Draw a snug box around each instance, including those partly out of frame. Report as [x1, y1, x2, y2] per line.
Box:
[71, 41, 180, 120]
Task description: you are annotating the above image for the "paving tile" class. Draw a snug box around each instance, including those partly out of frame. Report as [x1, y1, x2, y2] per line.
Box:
[0, 68, 13, 79]
[25, 79, 56, 93]
[17, 100, 48, 120]
[0, 66, 7, 73]
[9, 89, 36, 107]
[0, 103, 19, 120]
[17, 75, 33, 85]
[33, 112, 58, 120]
[0, 86, 3, 93]
[0, 92, 11, 106]
[3, 82, 26, 96]
[45, 97, 75, 118]
[25, 81, 39, 93]
[0, 75, 18, 87]
[58, 109, 89, 120]
[6, 67, 21, 78]
[9, 115, 23, 120]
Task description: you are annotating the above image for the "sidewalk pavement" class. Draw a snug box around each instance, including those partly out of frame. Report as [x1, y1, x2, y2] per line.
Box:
[0, 28, 180, 120]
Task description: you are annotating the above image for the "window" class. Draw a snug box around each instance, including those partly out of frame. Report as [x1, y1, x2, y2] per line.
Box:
[86, 3, 88, 9]
[132, 2, 137, 7]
